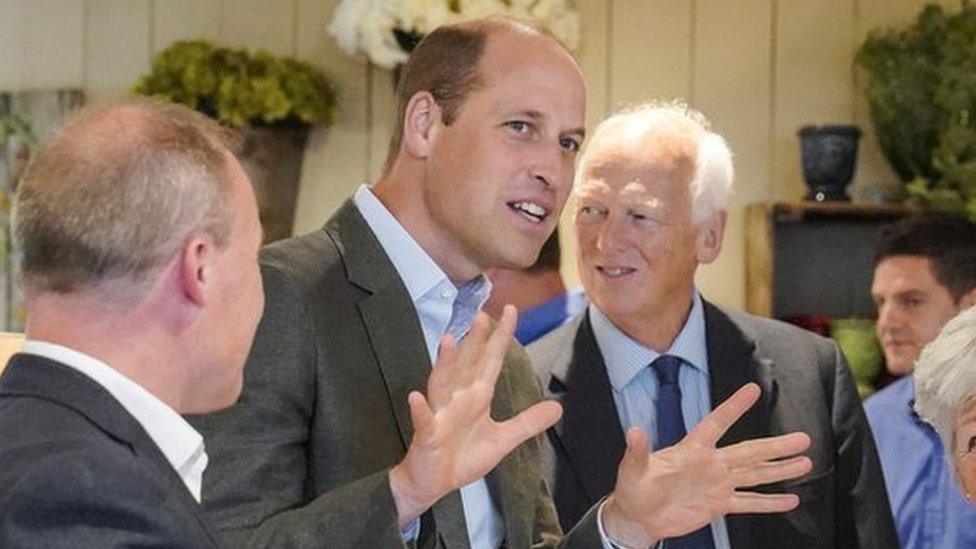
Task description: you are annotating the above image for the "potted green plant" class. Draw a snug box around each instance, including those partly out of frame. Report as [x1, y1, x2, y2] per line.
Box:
[133, 40, 338, 242]
[857, 2, 976, 220]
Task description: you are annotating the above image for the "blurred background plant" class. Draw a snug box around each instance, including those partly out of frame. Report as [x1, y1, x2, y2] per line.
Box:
[328, 0, 581, 69]
[133, 40, 337, 129]
[0, 110, 37, 331]
[857, 1, 976, 220]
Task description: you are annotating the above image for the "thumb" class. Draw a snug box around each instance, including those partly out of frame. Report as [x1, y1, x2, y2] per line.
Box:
[619, 427, 650, 477]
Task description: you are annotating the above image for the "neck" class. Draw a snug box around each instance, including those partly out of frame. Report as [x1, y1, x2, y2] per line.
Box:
[484, 269, 565, 318]
[610, 287, 696, 353]
[373, 171, 483, 284]
[25, 293, 189, 412]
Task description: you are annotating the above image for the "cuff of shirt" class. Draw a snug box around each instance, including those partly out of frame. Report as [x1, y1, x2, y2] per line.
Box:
[596, 498, 661, 549]
[400, 517, 421, 543]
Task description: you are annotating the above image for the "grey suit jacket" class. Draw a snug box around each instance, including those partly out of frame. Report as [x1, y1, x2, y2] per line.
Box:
[191, 201, 603, 548]
[0, 354, 223, 548]
[528, 304, 899, 548]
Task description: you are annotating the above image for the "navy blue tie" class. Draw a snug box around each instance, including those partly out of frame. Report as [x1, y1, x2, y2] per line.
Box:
[651, 355, 716, 549]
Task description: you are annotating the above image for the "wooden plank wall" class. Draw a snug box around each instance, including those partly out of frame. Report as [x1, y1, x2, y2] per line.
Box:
[0, 0, 955, 309]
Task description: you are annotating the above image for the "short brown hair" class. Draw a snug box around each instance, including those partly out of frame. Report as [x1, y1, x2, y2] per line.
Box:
[14, 99, 240, 294]
[874, 213, 976, 301]
[383, 17, 559, 172]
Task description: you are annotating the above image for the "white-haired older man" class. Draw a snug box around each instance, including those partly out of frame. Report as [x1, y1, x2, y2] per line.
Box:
[528, 102, 898, 548]
[915, 305, 976, 508]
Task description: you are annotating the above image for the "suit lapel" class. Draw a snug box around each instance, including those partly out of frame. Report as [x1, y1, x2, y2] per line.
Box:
[548, 313, 627, 502]
[485, 349, 539, 549]
[326, 201, 432, 449]
[703, 301, 777, 549]
[327, 201, 469, 548]
[0, 355, 223, 547]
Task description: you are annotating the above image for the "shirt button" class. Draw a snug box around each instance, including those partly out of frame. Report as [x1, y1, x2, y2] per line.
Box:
[440, 289, 452, 299]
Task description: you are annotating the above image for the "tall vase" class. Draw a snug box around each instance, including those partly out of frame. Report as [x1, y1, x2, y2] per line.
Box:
[237, 127, 310, 244]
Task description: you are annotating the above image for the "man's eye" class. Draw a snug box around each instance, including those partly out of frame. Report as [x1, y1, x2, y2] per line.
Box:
[560, 136, 581, 152]
[968, 434, 976, 453]
[578, 205, 603, 218]
[506, 121, 532, 134]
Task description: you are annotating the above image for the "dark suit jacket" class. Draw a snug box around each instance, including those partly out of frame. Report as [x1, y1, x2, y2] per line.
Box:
[0, 354, 223, 548]
[527, 304, 899, 548]
[191, 201, 602, 548]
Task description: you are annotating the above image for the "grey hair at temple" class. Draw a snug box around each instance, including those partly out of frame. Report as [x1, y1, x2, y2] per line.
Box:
[914, 305, 976, 463]
[574, 100, 735, 223]
[13, 99, 240, 298]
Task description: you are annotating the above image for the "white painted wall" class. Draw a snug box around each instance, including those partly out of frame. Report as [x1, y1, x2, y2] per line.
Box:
[0, 0, 946, 309]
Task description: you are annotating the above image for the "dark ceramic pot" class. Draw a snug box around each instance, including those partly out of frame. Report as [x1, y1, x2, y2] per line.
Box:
[798, 124, 862, 201]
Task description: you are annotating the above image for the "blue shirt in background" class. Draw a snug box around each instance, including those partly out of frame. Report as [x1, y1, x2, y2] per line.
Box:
[515, 288, 588, 345]
[865, 376, 976, 549]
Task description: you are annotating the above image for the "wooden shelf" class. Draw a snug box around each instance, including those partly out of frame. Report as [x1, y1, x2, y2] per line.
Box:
[745, 201, 915, 318]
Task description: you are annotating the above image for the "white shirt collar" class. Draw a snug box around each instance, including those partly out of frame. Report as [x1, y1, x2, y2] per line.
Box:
[353, 184, 452, 302]
[353, 185, 492, 358]
[20, 340, 208, 502]
[590, 291, 709, 391]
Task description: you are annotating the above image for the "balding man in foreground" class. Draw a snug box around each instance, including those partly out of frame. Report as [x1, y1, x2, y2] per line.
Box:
[0, 100, 264, 547]
[196, 18, 814, 548]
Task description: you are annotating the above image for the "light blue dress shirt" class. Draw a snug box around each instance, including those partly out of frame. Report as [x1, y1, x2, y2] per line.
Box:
[589, 293, 732, 549]
[354, 186, 504, 548]
[864, 376, 976, 548]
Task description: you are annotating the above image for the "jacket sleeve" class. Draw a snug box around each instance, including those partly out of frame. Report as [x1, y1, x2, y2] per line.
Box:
[189, 263, 404, 548]
[828, 342, 899, 548]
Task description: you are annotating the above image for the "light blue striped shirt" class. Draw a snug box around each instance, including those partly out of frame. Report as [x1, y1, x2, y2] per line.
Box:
[353, 185, 504, 548]
[589, 293, 731, 549]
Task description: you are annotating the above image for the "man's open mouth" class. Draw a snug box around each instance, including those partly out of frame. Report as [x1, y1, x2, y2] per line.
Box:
[508, 201, 549, 223]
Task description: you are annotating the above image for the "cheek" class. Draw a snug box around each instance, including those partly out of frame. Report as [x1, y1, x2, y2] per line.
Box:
[960, 460, 976, 497]
[575, 225, 599, 253]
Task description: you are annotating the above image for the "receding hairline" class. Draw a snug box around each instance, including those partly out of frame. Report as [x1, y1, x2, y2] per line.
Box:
[383, 16, 579, 173]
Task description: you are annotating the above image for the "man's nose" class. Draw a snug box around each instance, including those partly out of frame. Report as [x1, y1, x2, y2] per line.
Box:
[528, 141, 565, 189]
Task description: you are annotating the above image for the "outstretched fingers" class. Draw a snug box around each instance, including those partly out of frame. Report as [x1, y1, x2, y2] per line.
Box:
[720, 432, 812, 469]
[474, 305, 518, 388]
[687, 383, 761, 447]
[729, 455, 812, 488]
[728, 491, 801, 514]
[497, 400, 562, 450]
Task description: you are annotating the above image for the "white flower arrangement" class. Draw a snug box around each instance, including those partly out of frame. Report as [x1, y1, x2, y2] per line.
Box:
[328, 0, 582, 69]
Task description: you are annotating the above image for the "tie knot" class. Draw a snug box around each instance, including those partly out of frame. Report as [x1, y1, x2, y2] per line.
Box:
[651, 355, 682, 386]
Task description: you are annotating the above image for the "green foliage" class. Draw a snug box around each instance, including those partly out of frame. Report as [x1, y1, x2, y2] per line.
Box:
[133, 40, 337, 128]
[0, 113, 37, 149]
[857, 2, 976, 219]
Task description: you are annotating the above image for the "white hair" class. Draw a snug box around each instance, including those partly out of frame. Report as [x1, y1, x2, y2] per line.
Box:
[914, 305, 976, 466]
[575, 100, 735, 223]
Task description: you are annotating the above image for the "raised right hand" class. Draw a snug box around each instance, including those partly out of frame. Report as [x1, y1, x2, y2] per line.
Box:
[602, 383, 813, 547]
[388, 305, 563, 528]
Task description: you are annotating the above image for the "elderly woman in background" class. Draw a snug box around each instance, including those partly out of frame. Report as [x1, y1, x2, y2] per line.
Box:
[915, 305, 976, 504]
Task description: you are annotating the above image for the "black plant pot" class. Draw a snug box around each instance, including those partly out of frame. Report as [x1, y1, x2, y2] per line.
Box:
[798, 124, 862, 201]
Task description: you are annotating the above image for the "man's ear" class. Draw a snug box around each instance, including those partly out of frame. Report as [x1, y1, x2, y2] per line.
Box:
[180, 235, 213, 306]
[402, 91, 441, 160]
[695, 210, 726, 265]
[959, 286, 976, 310]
